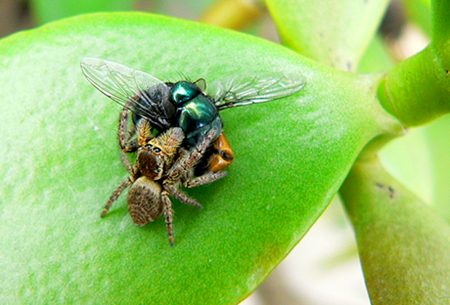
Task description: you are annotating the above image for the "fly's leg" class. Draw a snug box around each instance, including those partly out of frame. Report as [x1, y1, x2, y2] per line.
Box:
[101, 175, 136, 218]
[185, 171, 228, 188]
[163, 180, 203, 209]
[168, 128, 218, 180]
[161, 190, 175, 247]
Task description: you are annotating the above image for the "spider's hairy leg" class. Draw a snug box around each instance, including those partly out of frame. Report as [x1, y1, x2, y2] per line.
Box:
[120, 150, 135, 174]
[185, 171, 228, 188]
[168, 127, 218, 180]
[118, 102, 139, 173]
[118, 101, 138, 152]
[101, 175, 136, 218]
[136, 118, 153, 147]
[161, 190, 175, 247]
[163, 181, 203, 209]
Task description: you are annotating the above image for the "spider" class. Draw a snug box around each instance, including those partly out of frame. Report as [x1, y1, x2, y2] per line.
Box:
[102, 106, 227, 246]
[80, 58, 306, 245]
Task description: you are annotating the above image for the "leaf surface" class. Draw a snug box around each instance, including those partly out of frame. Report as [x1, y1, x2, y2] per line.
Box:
[341, 157, 450, 304]
[265, 0, 390, 71]
[0, 13, 401, 304]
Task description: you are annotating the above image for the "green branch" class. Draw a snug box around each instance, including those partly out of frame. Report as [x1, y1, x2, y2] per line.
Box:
[377, 44, 450, 126]
[377, 0, 450, 126]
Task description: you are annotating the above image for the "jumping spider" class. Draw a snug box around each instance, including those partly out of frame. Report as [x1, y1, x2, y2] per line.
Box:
[102, 105, 227, 246]
[80, 58, 306, 246]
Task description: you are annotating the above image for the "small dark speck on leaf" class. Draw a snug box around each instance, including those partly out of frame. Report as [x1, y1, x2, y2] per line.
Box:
[346, 61, 352, 71]
[375, 183, 395, 199]
[388, 186, 395, 199]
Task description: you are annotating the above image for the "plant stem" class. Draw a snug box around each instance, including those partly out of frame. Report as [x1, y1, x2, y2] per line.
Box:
[377, 44, 450, 126]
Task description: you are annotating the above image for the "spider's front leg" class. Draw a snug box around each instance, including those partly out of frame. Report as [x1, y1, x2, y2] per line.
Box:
[184, 171, 228, 188]
[167, 128, 218, 181]
[118, 102, 138, 152]
[118, 103, 139, 174]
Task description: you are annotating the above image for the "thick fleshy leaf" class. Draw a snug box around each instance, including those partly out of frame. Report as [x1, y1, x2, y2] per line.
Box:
[379, 115, 450, 223]
[30, 0, 134, 23]
[424, 115, 450, 222]
[0, 13, 402, 304]
[340, 157, 450, 304]
[379, 127, 433, 205]
[265, 0, 390, 71]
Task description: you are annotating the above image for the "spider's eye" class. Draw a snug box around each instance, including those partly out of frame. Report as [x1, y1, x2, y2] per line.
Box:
[153, 147, 162, 153]
[145, 144, 153, 149]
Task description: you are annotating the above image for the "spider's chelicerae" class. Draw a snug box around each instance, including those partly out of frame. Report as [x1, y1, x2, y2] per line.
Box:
[102, 105, 227, 246]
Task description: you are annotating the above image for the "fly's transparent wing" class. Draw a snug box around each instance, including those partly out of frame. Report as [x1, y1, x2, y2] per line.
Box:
[80, 57, 173, 129]
[208, 73, 306, 111]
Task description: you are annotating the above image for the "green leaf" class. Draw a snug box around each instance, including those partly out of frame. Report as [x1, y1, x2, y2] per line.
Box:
[0, 13, 402, 303]
[378, 114, 450, 223]
[424, 115, 450, 222]
[379, 114, 450, 223]
[379, 127, 433, 205]
[265, 0, 390, 71]
[340, 156, 450, 304]
[30, 0, 135, 24]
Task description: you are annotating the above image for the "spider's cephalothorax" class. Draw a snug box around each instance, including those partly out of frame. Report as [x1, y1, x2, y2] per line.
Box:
[135, 119, 183, 180]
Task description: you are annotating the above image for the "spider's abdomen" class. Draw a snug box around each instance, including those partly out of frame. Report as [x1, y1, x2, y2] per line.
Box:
[127, 177, 163, 226]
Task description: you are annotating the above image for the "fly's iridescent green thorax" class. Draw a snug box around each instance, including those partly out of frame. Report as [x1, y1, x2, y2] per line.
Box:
[172, 81, 222, 146]
[172, 81, 202, 104]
